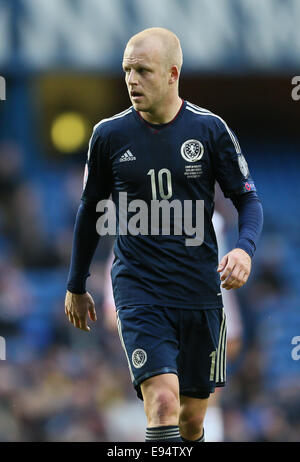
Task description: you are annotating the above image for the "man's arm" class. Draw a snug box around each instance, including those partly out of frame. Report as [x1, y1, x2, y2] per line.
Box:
[211, 117, 263, 290]
[65, 127, 112, 331]
[67, 200, 100, 294]
[217, 191, 263, 290]
[65, 200, 100, 331]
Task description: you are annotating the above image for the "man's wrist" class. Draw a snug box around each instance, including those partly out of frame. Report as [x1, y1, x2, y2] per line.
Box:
[235, 238, 255, 259]
[67, 291, 87, 295]
[66, 286, 87, 295]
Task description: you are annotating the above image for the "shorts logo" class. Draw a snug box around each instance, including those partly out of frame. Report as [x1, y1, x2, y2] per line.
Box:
[238, 153, 249, 178]
[181, 139, 204, 162]
[132, 349, 147, 368]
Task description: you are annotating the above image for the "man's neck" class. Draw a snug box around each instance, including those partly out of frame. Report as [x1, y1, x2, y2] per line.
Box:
[139, 96, 183, 125]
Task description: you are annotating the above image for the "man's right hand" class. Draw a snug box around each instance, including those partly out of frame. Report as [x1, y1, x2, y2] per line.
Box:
[65, 290, 97, 332]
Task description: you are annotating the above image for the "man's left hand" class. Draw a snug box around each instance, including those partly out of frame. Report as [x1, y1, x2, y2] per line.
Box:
[217, 248, 252, 290]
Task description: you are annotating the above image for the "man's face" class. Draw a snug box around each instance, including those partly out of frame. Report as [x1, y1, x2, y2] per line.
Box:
[122, 40, 170, 113]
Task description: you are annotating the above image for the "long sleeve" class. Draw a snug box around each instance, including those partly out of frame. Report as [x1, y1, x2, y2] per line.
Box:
[67, 124, 112, 293]
[211, 117, 263, 257]
[230, 191, 264, 258]
[67, 200, 101, 294]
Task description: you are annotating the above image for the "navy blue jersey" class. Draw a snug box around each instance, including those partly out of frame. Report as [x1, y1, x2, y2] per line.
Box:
[82, 100, 257, 310]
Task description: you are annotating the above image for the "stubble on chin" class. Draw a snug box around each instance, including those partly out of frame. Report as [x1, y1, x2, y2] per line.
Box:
[132, 101, 149, 112]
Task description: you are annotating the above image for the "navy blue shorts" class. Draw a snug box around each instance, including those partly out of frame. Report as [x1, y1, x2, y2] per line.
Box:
[116, 305, 227, 400]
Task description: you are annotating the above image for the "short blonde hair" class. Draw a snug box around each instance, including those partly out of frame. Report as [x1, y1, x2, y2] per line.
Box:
[126, 27, 183, 72]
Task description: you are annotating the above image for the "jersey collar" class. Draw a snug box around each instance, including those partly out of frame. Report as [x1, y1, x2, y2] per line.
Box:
[133, 99, 186, 133]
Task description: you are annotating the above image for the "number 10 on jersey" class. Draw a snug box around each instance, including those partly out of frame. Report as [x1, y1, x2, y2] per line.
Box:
[147, 168, 173, 200]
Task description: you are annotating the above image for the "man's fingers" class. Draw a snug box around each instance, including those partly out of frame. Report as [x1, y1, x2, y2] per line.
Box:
[222, 266, 242, 288]
[72, 313, 90, 331]
[218, 249, 252, 290]
[222, 274, 236, 289]
[221, 274, 235, 289]
[64, 292, 96, 332]
[220, 263, 234, 282]
[68, 312, 75, 325]
[79, 318, 90, 332]
[72, 312, 90, 331]
[88, 305, 97, 322]
[73, 313, 81, 329]
[65, 307, 74, 325]
[66, 308, 88, 331]
[222, 268, 249, 290]
[217, 255, 228, 273]
[242, 271, 249, 285]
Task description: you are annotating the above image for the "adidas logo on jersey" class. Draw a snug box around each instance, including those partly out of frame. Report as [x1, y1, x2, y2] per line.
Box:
[119, 150, 136, 162]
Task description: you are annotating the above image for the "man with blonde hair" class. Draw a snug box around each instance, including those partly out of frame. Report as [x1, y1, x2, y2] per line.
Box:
[65, 27, 263, 442]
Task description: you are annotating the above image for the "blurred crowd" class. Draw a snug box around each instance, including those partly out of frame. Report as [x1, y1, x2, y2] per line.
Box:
[0, 137, 299, 442]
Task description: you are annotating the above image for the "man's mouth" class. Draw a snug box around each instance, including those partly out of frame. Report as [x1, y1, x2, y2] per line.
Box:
[131, 91, 143, 99]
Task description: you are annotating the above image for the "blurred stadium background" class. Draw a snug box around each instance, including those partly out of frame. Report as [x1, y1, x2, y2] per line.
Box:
[0, 0, 300, 442]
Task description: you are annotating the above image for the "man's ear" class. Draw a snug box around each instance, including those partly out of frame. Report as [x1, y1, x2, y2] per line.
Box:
[169, 65, 179, 84]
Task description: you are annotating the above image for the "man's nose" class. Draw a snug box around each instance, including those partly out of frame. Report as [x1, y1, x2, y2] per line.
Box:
[128, 70, 138, 85]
